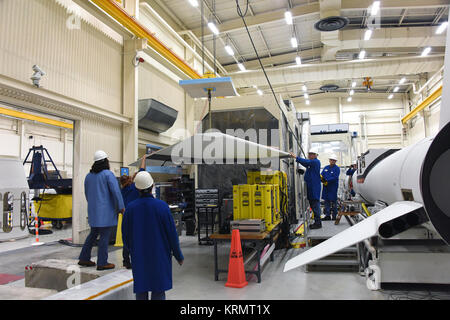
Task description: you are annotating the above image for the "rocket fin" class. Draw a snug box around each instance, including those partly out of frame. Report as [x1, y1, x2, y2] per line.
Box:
[283, 201, 423, 272]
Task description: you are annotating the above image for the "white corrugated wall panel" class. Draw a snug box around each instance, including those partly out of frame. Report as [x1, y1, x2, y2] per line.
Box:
[0, 0, 123, 113]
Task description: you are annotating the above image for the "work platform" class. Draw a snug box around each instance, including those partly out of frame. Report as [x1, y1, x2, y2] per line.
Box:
[306, 218, 360, 272]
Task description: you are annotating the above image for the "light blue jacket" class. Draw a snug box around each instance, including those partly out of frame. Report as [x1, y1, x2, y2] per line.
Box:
[84, 170, 125, 227]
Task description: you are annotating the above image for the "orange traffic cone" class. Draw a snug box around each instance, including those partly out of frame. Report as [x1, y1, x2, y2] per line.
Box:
[225, 229, 248, 288]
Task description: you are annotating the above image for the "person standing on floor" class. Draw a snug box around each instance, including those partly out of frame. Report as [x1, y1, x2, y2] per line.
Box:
[78, 150, 125, 271]
[321, 154, 341, 221]
[122, 171, 184, 300]
[290, 148, 322, 229]
[119, 155, 148, 269]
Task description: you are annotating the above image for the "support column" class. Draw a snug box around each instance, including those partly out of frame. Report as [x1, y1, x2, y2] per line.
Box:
[122, 38, 142, 167]
[72, 119, 86, 245]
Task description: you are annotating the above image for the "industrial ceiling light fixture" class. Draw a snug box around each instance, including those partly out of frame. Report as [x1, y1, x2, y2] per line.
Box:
[305, 100, 310, 105]
[399, 77, 406, 84]
[352, 81, 357, 88]
[257, 89, 263, 95]
[349, 89, 355, 96]
[388, 94, 394, 99]
[347, 97, 352, 102]
[291, 36, 298, 48]
[302, 85, 307, 92]
[393, 86, 399, 92]
[225, 45, 234, 56]
[359, 50, 366, 59]
[421, 47, 432, 56]
[207, 20, 219, 35]
[237, 63, 246, 71]
[285, 11, 293, 25]
[296, 56, 302, 65]
[370, 1, 380, 16]
[188, 0, 199, 7]
[304, 93, 309, 99]
[364, 29, 373, 41]
[436, 21, 448, 34]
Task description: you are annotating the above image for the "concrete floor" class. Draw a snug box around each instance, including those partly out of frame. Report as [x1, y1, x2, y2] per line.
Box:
[0, 227, 449, 300]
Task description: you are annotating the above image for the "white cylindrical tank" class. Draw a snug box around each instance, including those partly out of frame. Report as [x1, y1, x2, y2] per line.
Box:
[352, 122, 450, 243]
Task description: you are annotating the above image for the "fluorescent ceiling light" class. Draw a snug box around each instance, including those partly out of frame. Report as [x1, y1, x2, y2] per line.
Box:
[304, 93, 309, 99]
[305, 100, 310, 105]
[349, 89, 355, 96]
[302, 85, 307, 92]
[364, 29, 372, 41]
[188, 0, 199, 7]
[352, 81, 356, 88]
[285, 11, 293, 25]
[237, 63, 246, 71]
[224, 45, 234, 56]
[371, 1, 380, 16]
[207, 22, 219, 35]
[296, 56, 302, 65]
[347, 97, 352, 102]
[388, 94, 394, 99]
[252, 85, 258, 89]
[359, 50, 366, 59]
[436, 22, 448, 34]
[393, 86, 399, 92]
[291, 37, 298, 48]
[257, 89, 263, 96]
[421, 47, 431, 56]
[399, 77, 406, 84]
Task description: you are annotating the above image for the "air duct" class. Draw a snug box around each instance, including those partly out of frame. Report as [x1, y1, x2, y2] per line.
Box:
[138, 99, 178, 133]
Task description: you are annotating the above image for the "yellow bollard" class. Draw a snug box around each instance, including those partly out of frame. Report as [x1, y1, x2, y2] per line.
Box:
[114, 214, 123, 247]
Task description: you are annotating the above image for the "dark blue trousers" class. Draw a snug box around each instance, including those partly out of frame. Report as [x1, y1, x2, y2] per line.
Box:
[324, 200, 338, 218]
[136, 291, 166, 300]
[79, 226, 113, 266]
[308, 199, 322, 225]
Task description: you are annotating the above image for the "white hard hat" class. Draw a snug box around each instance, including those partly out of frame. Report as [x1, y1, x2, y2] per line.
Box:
[93, 150, 108, 162]
[308, 148, 319, 155]
[329, 154, 338, 161]
[134, 171, 154, 190]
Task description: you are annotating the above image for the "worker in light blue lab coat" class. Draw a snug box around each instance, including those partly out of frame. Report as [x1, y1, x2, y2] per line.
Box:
[321, 154, 341, 221]
[78, 150, 125, 271]
[122, 171, 184, 300]
[119, 155, 148, 269]
[290, 148, 322, 229]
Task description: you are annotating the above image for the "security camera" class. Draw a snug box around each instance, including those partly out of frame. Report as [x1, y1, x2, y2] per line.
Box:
[31, 65, 45, 88]
[133, 55, 145, 67]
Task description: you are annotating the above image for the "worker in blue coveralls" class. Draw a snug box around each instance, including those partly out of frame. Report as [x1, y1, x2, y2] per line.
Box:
[290, 148, 322, 229]
[119, 155, 148, 269]
[346, 163, 357, 197]
[122, 171, 184, 300]
[78, 150, 125, 271]
[321, 154, 341, 221]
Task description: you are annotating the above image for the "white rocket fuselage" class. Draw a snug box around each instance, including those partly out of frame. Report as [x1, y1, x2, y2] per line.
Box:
[352, 122, 450, 243]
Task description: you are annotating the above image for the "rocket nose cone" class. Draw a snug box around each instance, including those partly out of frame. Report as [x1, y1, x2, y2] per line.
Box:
[421, 121, 450, 244]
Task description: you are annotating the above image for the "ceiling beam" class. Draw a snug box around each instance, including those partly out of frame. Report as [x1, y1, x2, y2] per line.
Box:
[228, 54, 444, 88]
[189, 0, 450, 39]
[224, 47, 323, 72]
[190, 2, 319, 38]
